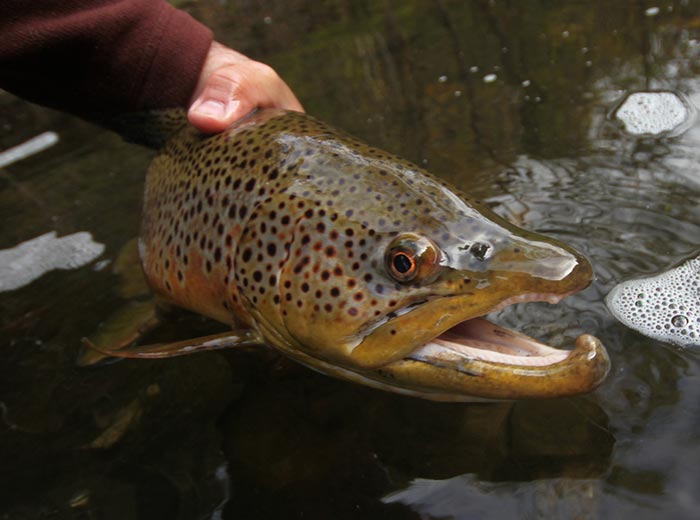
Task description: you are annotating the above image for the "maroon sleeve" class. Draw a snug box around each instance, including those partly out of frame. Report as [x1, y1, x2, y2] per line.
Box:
[0, 0, 213, 121]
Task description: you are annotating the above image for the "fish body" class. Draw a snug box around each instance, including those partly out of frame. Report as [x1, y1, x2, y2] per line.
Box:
[137, 109, 609, 401]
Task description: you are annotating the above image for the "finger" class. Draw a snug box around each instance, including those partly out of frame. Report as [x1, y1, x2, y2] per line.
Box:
[188, 61, 303, 133]
[188, 66, 252, 133]
[240, 61, 304, 114]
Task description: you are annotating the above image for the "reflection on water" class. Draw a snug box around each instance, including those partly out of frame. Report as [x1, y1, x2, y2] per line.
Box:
[0, 131, 58, 168]
[220, 366, 611, 518]
[383, 476, 602, 519]
[1, 0, 700, 518]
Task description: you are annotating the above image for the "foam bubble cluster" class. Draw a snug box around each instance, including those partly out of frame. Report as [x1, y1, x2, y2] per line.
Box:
[606, 256, 700, 347]
[0, 231, 105, 292]
[614, 91, 688, 136]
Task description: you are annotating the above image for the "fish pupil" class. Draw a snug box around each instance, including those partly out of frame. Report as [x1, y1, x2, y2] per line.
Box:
[393, 253, 413, 273]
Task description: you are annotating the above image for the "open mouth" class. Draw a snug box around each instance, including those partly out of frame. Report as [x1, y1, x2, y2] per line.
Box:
[405, 290, 581, 369]
[358, 290, 610, 401]
[409, 317, 571, 369]
[375, 291, 583, 369]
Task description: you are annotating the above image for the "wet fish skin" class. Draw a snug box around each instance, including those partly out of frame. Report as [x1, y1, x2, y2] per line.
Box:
[134, 108, 608, 400]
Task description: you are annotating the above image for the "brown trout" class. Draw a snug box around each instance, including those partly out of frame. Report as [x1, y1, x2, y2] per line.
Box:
[96, 109, 609, 401]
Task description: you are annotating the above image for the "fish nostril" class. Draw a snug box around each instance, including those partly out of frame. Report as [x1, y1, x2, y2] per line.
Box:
[469, 243, 490, 261]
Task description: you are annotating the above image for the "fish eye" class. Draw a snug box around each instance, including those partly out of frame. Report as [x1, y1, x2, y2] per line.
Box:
[390, 251, 417, 280]
[385, 234, 442, 284]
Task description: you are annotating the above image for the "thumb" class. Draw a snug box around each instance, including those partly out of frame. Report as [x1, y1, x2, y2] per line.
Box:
[188, 65, 255, 132]
[188, 46, 303, 133]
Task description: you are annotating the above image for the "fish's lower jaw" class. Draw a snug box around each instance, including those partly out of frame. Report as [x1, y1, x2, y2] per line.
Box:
[307, 333, 609, 402]
[395, 329, 610, 401]
[290, 324, 609, 402]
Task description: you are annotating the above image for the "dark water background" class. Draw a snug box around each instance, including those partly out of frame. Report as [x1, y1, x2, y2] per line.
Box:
[1, 1, 700, 518]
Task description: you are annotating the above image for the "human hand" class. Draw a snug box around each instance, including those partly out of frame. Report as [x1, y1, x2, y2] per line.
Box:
[188, 42, 304, 133]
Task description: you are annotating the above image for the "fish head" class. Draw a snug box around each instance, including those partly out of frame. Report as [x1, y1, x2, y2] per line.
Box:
[234, 124, 608, 401]
[276, 197, 590, 363]
[348, 210, 594, 367]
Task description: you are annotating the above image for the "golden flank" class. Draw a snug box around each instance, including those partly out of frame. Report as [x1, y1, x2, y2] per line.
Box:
[88, 109, 609, 401]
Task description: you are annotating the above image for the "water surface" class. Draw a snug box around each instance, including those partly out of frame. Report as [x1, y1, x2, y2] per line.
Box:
[1, 1, 700, 518]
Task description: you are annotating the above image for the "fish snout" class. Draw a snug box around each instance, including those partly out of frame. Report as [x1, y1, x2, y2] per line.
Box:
[487, 237, 594, 296]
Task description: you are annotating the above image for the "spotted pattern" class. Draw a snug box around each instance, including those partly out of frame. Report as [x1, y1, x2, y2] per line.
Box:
[140, 108, 553, 359]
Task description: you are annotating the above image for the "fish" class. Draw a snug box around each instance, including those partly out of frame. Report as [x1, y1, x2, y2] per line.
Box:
[90, 108, 610, 401]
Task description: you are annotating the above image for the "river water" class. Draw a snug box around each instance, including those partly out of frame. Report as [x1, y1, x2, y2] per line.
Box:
[1, 1, 699, 518]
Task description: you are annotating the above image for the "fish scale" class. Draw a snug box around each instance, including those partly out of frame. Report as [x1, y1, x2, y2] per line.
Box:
[142, 109, 467, 348]
[113, 108, 612, 401]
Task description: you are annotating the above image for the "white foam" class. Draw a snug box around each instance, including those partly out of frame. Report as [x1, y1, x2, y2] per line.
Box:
[606, 256, 700, 347]
[0, 231, 105, 292]
[615, 91, 688, 136]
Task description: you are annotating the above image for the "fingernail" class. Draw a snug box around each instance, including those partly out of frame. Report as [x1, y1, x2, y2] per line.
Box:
[192, 99, 227, 118]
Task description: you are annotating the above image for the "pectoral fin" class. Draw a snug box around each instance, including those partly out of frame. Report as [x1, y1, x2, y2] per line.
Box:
[78, 300, 161, 366]
[81, 329, 265, 359]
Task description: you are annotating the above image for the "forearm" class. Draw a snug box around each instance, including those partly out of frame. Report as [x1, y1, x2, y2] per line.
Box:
[0, 0, 212, 121]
